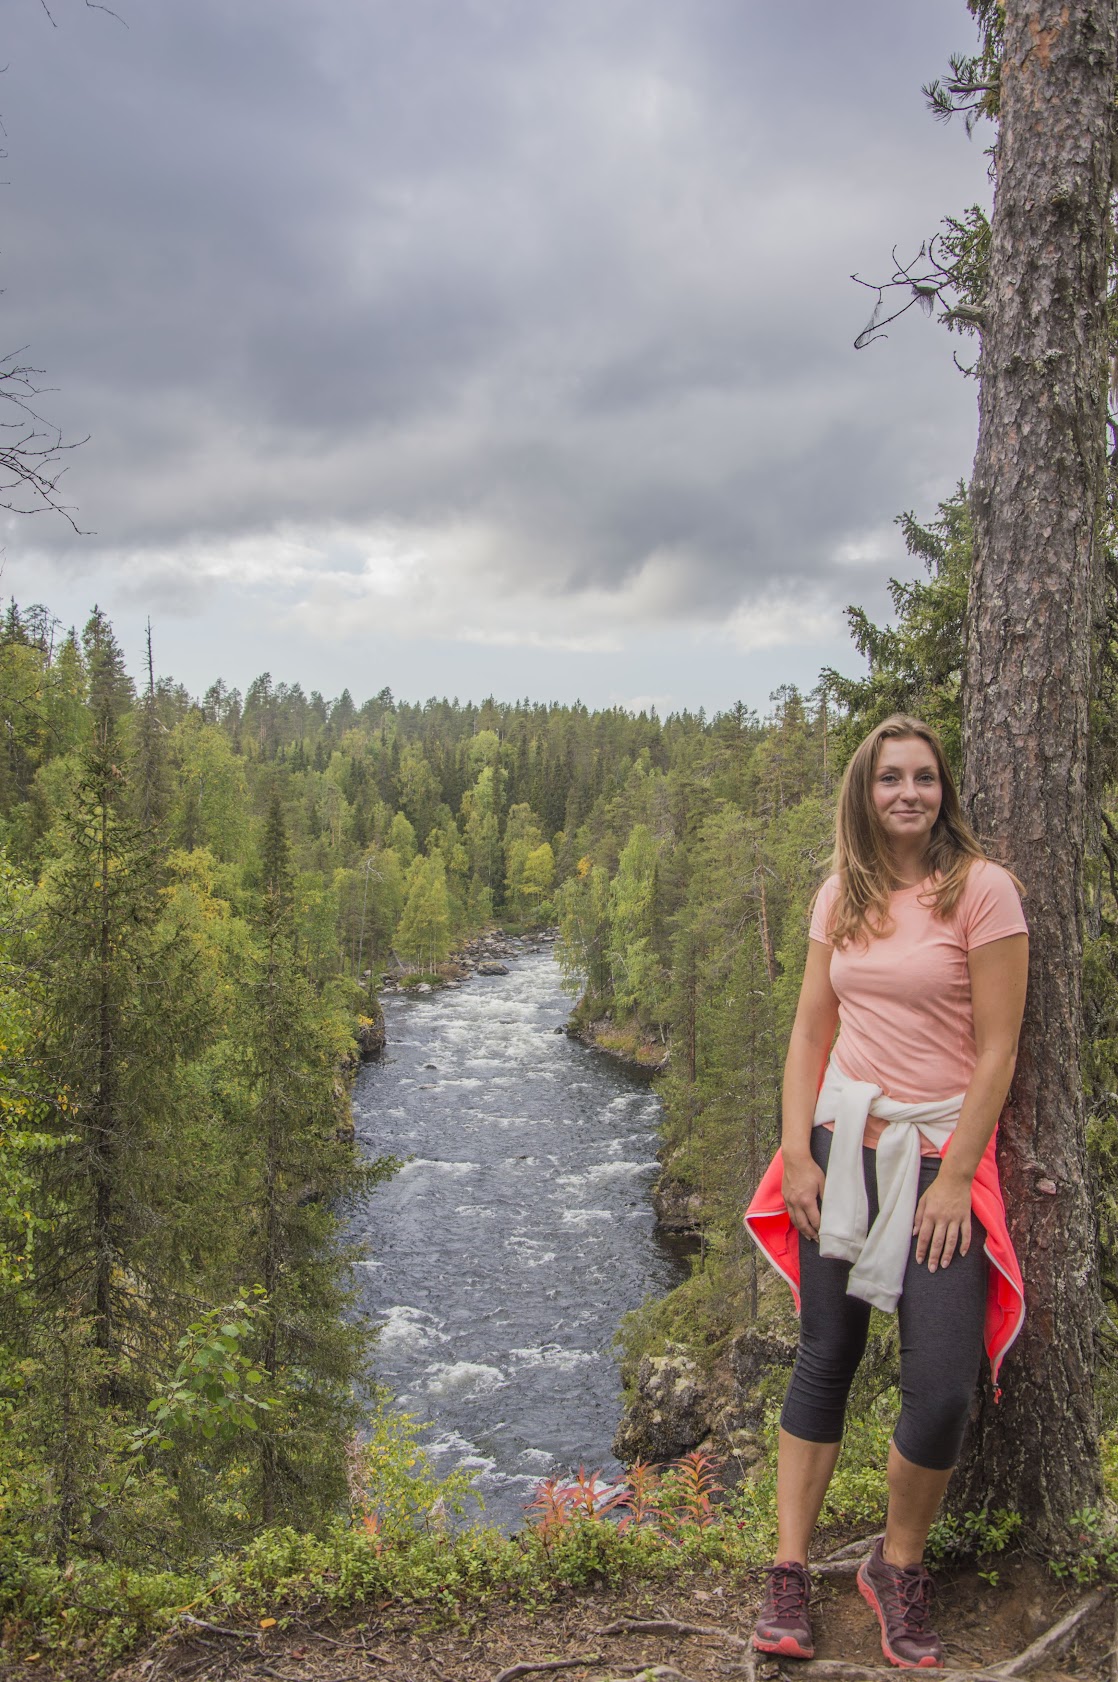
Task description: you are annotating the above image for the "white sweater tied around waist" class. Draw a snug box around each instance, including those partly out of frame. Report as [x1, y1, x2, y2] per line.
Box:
[813, 1059, 965, 1312]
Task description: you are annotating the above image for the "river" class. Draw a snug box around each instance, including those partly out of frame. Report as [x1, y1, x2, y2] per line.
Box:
[347, 944, 688, 1531]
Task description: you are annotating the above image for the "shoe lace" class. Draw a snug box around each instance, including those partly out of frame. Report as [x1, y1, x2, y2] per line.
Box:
[767, 1565, 809, 1617]
[889, 1565, 934, 1635]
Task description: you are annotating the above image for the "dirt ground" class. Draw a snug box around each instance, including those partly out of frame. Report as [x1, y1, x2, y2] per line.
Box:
[11, 1547, 1108, 1682]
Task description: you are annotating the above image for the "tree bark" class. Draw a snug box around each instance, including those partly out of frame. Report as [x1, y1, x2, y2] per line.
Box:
[958, 0, 1118, 1536]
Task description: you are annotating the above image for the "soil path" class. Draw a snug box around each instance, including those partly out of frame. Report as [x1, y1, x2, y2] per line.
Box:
[85, 1556, 1113, 1682]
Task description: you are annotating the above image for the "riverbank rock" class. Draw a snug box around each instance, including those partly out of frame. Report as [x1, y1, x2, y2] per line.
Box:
[728, 1325, 797, 1426]
[613, 1308, 798, 1474]
[612, 1344, 710, 1463]
[650, 1157, 702, 1237]
[355, 1010, 386, 1061]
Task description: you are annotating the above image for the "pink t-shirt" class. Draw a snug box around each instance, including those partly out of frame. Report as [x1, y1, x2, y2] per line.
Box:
[809, 860, 1028, 1134]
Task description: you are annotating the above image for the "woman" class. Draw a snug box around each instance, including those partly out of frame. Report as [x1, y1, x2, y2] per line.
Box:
[744, 715, 1028, 1671]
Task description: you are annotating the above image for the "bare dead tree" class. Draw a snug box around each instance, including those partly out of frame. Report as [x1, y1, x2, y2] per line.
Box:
[0, 349, 85, 531]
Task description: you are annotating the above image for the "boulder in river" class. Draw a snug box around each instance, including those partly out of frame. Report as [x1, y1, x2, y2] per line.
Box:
[477, 960, 510, 976]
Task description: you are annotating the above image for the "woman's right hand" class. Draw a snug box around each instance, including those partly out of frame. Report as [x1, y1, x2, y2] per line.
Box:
[782, 1152, 826, 1242]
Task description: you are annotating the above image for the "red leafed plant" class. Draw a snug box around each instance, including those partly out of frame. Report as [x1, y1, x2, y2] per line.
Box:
[525, 1475, 573, 1544]
[525, 1451, 729, 1545]
[659, 1448, 725, 1530]
[525, 1466, 629, 1545]
[616, 1458, 662, 1531]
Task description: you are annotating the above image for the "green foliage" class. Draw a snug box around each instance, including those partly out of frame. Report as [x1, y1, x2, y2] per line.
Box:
[347, 1396, 483, 1541]
[130, 1292, 272, 1453]
[1046, 1508, 1118, 1586]
[396, 853, 452, 970]
[821, 484, 970, 772]
[608, 825, 668, 1025]
[926, 1505, 1023, 1572]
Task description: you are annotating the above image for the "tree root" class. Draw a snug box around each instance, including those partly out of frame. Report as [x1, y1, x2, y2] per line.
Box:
[808, 1558, 864, 1578]
[768, 1588, 1111, 1682]
[987, 1586, 1109, 1675]
[814, 1534, 882, 1563]
[598, 1616, 749, 1649]
[775, 1664, 1007, 1681]
[492, 1656, 603, 1682]
[176, 1612, 257, 1641]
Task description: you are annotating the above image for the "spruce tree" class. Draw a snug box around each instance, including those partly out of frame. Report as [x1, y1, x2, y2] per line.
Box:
[237, 789, 392, 1524]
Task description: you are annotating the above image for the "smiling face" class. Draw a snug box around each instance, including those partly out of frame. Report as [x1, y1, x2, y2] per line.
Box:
[871, 735, 943, 859]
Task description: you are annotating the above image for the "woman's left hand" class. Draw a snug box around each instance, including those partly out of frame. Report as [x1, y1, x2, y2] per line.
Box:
[912, 1169, 973, 1272]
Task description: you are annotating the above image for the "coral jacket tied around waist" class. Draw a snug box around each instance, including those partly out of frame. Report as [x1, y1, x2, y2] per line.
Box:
[743, 1059, 1025, 1388]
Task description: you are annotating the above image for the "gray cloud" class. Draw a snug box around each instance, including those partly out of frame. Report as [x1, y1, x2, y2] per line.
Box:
[4, 0, 987, 697]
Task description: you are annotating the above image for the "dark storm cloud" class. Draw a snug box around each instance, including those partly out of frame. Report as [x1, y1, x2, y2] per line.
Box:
[3, 0, 986, 635]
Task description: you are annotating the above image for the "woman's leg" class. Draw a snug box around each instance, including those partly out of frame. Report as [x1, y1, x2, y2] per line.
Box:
[775, 1130, 874, 1560]
[883, 1444, 953, 1566]
[886, 1167, 988, 1564]
[776, 1432, 843, 1562]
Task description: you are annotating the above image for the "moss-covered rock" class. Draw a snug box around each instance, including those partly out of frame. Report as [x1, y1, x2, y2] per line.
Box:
[612, 1344, 710, 1463]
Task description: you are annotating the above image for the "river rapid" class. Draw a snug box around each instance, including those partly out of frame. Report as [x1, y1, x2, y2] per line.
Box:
[348, 946, 687, 1532]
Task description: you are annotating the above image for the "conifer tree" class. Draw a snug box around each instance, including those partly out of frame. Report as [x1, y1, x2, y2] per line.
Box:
[134, 621, 170, 833]
[237, 789, 390, 1524]
[34, 656, 207, 1388]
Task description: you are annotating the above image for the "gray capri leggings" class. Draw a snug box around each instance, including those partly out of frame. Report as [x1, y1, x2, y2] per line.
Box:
[780, 1125, 988, 1471]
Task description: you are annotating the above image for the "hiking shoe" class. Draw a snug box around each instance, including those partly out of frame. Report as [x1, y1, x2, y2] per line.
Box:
[752, 1560, 814, 1659]
[857, 1537, 944, 1669]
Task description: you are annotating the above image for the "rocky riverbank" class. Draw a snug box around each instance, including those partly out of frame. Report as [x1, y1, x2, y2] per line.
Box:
[564, 1014, 669, 1073]
[613, 1132, 800, 1475]
[612, 1321, 797, 1480]
[379, 927, 559, 993]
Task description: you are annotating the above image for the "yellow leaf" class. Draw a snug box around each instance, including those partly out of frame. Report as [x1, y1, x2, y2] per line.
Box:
[259, 1617, 277, 1629]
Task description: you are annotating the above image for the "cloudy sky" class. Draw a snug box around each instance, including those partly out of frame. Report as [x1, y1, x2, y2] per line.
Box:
[3, 0, 989, 716]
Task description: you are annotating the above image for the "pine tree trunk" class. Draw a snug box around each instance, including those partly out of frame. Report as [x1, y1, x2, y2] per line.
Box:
[956, 0, 1118, 1537]
[94, 790, 116, 1373]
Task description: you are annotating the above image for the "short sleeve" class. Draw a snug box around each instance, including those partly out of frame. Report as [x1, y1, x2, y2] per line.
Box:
[959, 860, 1028, 950]
[808, 874, 840, 945]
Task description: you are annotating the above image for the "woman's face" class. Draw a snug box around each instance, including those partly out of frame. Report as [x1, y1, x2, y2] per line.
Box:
[870, 736, 942, 851]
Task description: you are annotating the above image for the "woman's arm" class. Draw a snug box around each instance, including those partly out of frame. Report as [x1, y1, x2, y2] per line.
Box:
[781, 938, 840, 1242]
[912, 932, 1029, 1272]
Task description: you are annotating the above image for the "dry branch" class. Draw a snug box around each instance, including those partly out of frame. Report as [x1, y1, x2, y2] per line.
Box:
[492, 1657, 602, 1682]
[293, 1621, 393, 1660]
[599, 1616, 748, 1649]
[177, 1612, 257, 1641]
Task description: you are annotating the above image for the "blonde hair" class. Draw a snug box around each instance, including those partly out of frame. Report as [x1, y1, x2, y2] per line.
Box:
[825, 714, 993, 949]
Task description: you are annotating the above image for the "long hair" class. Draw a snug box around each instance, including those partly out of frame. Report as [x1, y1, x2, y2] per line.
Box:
[826, 714, 992, 949]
